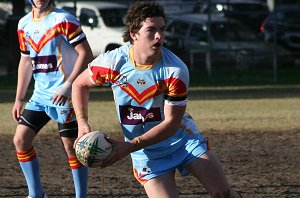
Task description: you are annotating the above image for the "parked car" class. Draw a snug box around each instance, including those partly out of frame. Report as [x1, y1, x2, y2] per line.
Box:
[155, 0, 196, 16]
[56, 1, 128, 56]
[0, 2, 12, 44]
[260, 5, 300, 51]
[164, 13, 295, 69]
[193, 0, 270, 34]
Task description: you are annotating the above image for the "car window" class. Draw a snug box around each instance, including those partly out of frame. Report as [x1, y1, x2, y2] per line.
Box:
[190, 23, 207, 42]
[61, 6, 76, 16]
[235, 24, 257, 41]
[211, 22, 257, 42]
[167, 20, 190, 36]
[224, 3, 268, 13]
[211, 23, 233, 41]
[98, 8, 127, 27]
[79, 8, 98, 27]
[281, 11, 300, 23]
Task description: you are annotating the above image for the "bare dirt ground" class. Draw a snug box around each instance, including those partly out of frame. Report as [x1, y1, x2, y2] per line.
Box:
[1, 130, 299, 198]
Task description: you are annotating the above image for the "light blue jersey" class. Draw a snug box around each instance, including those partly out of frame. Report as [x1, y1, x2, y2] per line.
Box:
[17, 5, 86, 108]
[88, 44, 206, 159]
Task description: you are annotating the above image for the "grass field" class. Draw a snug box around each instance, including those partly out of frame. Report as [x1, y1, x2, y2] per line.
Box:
[1, 69, 300, 197]
[1, 84, 300, 135]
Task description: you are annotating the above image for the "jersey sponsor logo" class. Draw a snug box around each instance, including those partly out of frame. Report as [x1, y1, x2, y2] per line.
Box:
[31, 55, 58, 73]
[119, 105, 161, 125]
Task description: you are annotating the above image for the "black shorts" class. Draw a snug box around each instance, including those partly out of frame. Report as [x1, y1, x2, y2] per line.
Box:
[19, 109, 78, 138]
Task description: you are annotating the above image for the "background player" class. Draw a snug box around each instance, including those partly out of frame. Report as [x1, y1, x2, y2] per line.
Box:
[11, 0, 93, 197]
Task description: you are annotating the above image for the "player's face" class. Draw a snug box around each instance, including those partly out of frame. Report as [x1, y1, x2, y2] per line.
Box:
[133, 17, 165, 57]
[32, 0, 52, 10]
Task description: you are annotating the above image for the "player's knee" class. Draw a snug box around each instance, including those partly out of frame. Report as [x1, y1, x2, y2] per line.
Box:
[13, 125, 36, 150]
[13, 134, 20, 147]
[13, 134, 29, 150]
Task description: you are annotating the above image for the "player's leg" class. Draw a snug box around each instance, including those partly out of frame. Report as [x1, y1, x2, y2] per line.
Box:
[185, 150, 242, 198]
[178, 114, 242, 198]
[143, 171, 179, 198]
[58, 120, 88, 198]
[13, 109, 50, 198]
[132, 151, 183, 198]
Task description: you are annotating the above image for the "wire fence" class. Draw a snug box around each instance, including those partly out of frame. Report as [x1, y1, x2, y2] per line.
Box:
[171, 1, 300, 83]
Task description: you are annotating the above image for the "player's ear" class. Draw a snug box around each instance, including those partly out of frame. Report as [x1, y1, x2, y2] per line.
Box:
[130, 32, 137, 41]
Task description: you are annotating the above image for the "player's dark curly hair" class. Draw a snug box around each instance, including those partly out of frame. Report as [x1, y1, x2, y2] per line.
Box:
[122, 1, 166, 44]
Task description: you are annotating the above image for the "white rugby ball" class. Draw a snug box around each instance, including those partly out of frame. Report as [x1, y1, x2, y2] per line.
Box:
[75, 131, 112, 168]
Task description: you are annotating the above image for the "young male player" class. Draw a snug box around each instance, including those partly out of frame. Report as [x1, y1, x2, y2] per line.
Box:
[72, 1, 242, 197]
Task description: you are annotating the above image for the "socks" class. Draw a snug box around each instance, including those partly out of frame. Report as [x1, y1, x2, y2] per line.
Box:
[69, 156, 88, 198]
[17, 149, 88, 197]
[17, 147, 44, 198]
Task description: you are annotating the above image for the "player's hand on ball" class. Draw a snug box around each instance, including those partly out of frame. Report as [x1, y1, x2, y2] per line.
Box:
[73, 118, 91, 149]
[75, 131, 112, 168]
[100, 137, 133, 168]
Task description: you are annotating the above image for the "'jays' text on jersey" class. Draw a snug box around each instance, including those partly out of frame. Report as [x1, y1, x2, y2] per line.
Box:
[17, 5, 86, 107]
[88, 44, 201, 159]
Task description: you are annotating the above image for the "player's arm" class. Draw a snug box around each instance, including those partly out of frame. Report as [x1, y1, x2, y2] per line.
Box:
[100, 103, 186, 168]
[131, 103, 186, 151]
[52, 39, 93, 105]
[68, 40, 93, 83]
[12, 55, 33, 122]
[72, 69, 95, 146]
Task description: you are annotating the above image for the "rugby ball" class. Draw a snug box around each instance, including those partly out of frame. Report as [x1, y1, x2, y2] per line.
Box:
[75, 131, 112, 168]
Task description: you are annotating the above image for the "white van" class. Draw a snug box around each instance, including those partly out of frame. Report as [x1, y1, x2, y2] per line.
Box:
[57, 1, 127, 56]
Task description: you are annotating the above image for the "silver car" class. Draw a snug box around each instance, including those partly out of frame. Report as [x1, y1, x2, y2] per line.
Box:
[164, 13, 294, 69]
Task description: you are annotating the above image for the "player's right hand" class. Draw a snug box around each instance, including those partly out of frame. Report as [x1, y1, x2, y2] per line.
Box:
[12, 100, 24, 123]
[73, 118, 91, 149]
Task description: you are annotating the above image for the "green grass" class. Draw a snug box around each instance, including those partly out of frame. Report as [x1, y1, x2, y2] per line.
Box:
[1, 67, 299, 135]
[1, 85, 300, 135]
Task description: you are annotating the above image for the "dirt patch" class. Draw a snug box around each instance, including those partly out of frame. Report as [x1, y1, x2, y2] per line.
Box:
[1, 130, 299, 198]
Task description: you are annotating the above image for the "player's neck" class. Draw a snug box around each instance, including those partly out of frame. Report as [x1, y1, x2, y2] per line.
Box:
[32, 6, 53, 20]
[133, 49, 161, 66]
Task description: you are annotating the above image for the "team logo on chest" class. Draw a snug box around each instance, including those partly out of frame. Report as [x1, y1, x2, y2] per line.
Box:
[136, 79, 146, 85]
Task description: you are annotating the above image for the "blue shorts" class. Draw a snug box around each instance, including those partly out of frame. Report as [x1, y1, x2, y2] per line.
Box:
[19, 100, 77, 137]
[132, 133, 209, 185]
